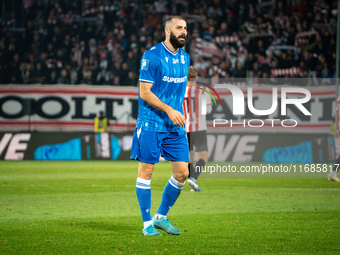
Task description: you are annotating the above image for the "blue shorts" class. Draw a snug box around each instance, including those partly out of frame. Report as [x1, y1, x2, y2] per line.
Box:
[130, 126, 189, 164]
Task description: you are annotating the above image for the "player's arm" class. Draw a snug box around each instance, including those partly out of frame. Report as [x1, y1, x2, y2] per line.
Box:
[140, 81, 186, 127]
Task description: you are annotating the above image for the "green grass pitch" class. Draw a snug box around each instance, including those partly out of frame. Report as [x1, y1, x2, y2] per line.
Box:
[0, 161, 339, 254]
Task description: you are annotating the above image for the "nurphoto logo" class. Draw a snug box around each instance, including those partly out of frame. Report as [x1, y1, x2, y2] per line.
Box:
[197, 83, 312, 128]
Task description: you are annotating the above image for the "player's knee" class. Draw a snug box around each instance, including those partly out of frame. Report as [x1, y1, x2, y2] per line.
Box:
[139, 172, 152, 180]
[182, 169, 189, 179]
[138, 162, 154, 180]
[180, 168, 189, 181]
[173, 170, 188, 183]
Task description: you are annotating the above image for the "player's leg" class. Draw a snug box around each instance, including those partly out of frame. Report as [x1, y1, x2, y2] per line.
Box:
[188, 149, 195, 176]
[195, 131, 209, 177]
[153, 161, 188, 235]
[187, 150, 207, 191]
[136, 162, 159, 233]
[187, 131, 199, 190]
[192, 150, 208, 179]
[153, 131, 189, 235]
[131, 128, 162, 236]
[158, 161, 188, 216]
[187, 131, 208, 191]
[187, 132, 195, 178]
[137, 162, 163, 236]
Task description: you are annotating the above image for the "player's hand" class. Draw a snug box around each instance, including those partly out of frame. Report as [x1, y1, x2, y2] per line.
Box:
[335, 129, 340, 138]
[167, 108, 186, 127]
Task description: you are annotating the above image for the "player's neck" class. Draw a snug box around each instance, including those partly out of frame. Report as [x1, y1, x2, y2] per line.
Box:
[164, 40, 179, 53]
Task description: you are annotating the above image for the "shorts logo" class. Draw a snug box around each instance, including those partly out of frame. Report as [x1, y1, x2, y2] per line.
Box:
[141, 59, 149, 71]
[181, 55, 185, 64]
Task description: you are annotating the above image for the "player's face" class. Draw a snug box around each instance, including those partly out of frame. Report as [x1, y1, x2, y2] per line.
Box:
[169, 19, 187, 49]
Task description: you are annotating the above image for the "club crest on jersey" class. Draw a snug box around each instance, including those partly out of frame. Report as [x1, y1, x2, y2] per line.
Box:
[172, 58, 179, 64]
[181, 55, 185, 64]
[141, 59, 149, 71]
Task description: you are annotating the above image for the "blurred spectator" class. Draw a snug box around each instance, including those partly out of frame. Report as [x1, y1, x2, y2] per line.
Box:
[153, 23, 164, 43]
[81, 70, 95, 85]
[57, 69, 70, 84]
[46, 63, 58, 84]
[244, 52, 255, 71]
[126, 51, 138, 73]
[8, 53, 22, 83]
[126, 34, 138, 52]
[299, 51, 314, 75]
[0, 51, 5, 84]
[250, 62, 262, 78]
[31, 62, 46, 84]
[220, 22, 232, 36]
[121, 62, 129, 81]
[154, 0, 169, 17]
[146, 13, 161, 28]
[122, 71, 136, 86]
[72, 42, 83, 67]
[254, 39, 266, 58]
[105, 71, 116, 86]
[278, 52, 290, 69]
[232, 61, 246, 78]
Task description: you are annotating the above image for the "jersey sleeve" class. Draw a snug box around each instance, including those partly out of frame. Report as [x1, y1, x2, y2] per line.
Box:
[139, 51, 159, 84]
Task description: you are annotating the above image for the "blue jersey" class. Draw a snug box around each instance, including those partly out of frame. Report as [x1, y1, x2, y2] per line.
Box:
[137, 42, 190, 132]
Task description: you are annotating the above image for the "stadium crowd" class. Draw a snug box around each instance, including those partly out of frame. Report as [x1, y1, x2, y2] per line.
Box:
[0, 0, 338, 86]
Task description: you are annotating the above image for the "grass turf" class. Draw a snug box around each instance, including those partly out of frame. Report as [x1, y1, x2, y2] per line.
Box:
[0, 161, 339, 254]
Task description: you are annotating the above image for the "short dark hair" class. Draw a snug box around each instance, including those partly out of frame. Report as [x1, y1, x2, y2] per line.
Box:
[165, 16, 185, 29]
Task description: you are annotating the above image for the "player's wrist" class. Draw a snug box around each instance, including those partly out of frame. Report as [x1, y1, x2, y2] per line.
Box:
[164, 106, 172, 115]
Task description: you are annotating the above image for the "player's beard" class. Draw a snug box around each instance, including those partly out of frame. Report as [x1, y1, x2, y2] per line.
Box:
[169, 31, 186, 49]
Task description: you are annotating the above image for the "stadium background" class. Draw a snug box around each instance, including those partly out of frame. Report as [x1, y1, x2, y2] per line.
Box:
[1, 1, 340, 254]
[0, 0, 338, 164]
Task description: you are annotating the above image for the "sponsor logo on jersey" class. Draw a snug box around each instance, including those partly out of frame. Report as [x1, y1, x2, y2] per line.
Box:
[141, 59, 149, 71]
[172, 58, 179, 64]
[162, 76, 187, 83]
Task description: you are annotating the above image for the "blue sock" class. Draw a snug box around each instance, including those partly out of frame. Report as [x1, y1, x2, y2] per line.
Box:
[136, 178, 151, 222]
[157, 175, 185, 216]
